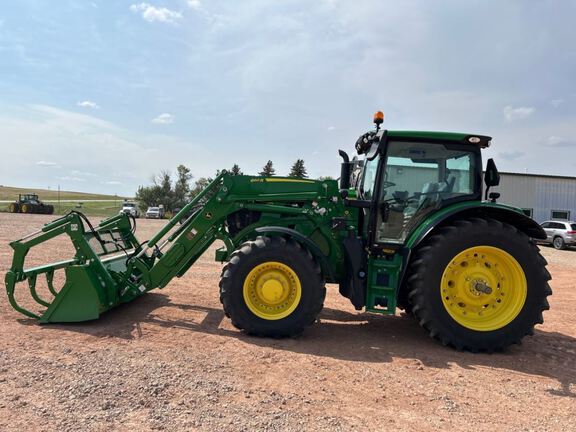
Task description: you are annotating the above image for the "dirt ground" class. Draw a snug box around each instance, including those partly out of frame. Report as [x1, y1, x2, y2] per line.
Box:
[0, 213, 574, 432]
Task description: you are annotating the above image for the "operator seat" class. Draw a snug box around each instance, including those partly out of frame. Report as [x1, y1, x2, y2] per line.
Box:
[417, 182, 439, 208]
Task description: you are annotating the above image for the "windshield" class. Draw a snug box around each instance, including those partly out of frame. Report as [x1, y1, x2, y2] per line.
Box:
[360, 158, 378, 200]
[148, 207, 159, 212]
[124, 203, 135, 208]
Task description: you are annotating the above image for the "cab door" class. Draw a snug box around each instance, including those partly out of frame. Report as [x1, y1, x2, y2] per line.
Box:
[367, 139, 481, 249]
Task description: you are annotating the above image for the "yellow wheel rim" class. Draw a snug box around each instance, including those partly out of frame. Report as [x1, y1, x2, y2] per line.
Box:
[21, 204, 28, 213]
[441, 246, 527, 331]
[243, 261, 302, 320]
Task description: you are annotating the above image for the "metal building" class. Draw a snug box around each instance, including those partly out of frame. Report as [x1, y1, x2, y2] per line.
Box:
[495, 172, 576, 223]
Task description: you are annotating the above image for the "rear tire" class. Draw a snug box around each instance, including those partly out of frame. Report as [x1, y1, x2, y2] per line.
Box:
[21, 204, 29, 213]
[220, 236, 326, 337]
[8, 203, 19, 213]
[406, 218, 552, 352]
[553, 236, 565, 250]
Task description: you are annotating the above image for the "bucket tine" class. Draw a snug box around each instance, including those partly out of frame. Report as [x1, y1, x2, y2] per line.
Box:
[46, 269, 58, 296]
[27, 273, 51, 308]
[5, 271, 42, 320]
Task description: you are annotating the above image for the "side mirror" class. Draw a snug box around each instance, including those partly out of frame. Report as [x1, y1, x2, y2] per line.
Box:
[484, 158, 500, 187]
[484, 158, 500, 200]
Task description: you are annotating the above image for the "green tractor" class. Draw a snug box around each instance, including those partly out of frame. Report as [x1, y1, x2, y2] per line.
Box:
[9, 193, 54, 215]
[5, 113, 551, 352]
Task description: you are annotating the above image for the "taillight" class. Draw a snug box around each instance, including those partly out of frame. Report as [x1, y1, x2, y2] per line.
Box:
[567, 231, 576, 234]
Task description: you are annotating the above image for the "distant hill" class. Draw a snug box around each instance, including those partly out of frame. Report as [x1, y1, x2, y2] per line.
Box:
[0, 185, 128, 201]
[0, 185, 132, 217]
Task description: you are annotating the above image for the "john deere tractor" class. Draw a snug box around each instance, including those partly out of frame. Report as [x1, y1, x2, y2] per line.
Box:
[5, 112, 551, 352]
[9, 193, 54, 215]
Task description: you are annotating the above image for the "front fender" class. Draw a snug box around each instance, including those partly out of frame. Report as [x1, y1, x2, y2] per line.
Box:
[254, 226, 336, 281]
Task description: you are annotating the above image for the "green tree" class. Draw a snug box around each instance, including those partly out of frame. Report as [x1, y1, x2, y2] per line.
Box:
[230, 164, 243, 175]
[157, 170, 174, 211]
[259, 160, 276, 176]
[288, 159, 308, 178]
[190, 177, 212, 198]
[135, 184, 162, 212]
[174, 164, 192, 209]
[135, 166, 193, 212]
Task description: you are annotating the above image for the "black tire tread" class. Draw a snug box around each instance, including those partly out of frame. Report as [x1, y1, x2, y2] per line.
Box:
[219, 236, 326, 338]
[406, 217, 552, 353]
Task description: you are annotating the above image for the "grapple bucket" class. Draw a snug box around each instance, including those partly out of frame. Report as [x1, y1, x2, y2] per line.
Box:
[6, 173, 229, 323]
[4, 212, 146, 323]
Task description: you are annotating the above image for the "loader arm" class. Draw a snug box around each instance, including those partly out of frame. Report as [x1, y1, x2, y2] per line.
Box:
[5, 172, 348, 323]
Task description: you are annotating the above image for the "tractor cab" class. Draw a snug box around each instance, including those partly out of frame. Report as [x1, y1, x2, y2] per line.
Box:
[20, 194, 40, 204]
[341, 112, 490, 250]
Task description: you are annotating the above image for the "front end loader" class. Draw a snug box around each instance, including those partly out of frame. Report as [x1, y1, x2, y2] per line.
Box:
[5, 112, 552, 352]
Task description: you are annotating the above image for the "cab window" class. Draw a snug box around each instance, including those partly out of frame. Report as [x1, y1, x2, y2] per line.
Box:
[375, 140, 479, 243]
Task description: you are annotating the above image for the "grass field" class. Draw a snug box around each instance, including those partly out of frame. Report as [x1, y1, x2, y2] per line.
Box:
[0, 185, 131, 217]
[0, 200, 125, 217]
[0, 185, 128, 201]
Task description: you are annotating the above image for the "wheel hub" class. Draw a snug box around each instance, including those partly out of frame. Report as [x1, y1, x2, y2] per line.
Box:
[243, 261, 302, 320]
[260, 279, 284, 303]
[441, 246, 527, 331]
[471, 279, 492, 295]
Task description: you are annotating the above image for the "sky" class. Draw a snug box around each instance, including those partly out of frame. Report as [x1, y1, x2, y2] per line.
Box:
[0, 0, 574, 196]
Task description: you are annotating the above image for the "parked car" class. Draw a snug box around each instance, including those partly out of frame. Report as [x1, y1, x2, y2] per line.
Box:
[119, 202, 139, 218]
[146, 206, 165, 219]
[539, 220, 576, 250]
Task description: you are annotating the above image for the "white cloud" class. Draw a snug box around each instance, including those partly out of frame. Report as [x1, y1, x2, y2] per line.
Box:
[103, 180, 123, 185]
[77, 100, 99, 109]
[503, 105, 535, 122]
[550, 99, 564, 108]
[327, 126, 335, 131]
[56, 176, 86, 182]
[187, 0, 202, 10]
[152, 113, 174, 124]
[546, 135, 572, 147]
[36, 161, 59, 167]
[71, 169, 97, 177]
[129, 3, 182, 24]
[0, 104, 211, 195]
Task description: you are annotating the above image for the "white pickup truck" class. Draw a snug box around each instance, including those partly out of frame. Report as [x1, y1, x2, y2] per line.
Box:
[119, 202, 140, 218]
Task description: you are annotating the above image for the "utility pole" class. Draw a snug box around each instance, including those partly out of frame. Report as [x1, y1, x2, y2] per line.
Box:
[58, 184, 61, 214]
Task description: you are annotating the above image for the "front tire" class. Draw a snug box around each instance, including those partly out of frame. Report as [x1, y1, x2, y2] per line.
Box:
[220, 236, 326, 337]
[406, 218, 552, 352]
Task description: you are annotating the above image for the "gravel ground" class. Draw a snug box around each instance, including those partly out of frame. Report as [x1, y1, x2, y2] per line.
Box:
[0, 213, 575, 431]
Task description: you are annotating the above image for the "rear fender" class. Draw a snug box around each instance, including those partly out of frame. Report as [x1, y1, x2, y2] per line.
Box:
[407, 203, 546, 251]
[397, 203, 546, 303]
